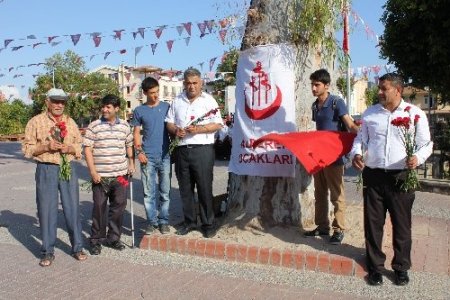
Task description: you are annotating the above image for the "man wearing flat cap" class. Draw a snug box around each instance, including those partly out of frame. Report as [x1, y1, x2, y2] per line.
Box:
[22, 88, 87, 267]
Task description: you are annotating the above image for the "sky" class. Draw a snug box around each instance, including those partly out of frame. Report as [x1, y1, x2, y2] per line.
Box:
[0, 0, 388, 102]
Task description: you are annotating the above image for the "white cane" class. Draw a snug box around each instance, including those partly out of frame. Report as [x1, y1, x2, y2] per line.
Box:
[129, 175, 135, 248]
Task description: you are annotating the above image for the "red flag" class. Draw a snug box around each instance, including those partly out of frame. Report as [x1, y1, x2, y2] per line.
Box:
[166, 40, 174, 53]
[219, 29, 227, 44]
[93, 36, 101, 47]
[183, 22, 192, 36]
[253, 131, 356, 174]
[343, 9, 349, 55]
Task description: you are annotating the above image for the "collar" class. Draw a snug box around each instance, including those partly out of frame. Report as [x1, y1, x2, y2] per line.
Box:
[100, 117, 120, 124]
[181, 91, 204, 103]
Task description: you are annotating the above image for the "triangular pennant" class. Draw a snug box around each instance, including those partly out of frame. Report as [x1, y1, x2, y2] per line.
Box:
[71, 34, 81, 46]
[206, 20, 215, 33]
[198, 62, 204, 71]
[219, 18, 229, 28]
[11, 46, 24, 51]
[183, 22, 192, 36]
[104, 52, 111, 60]
[93, 36, 101, 47]
[4, 39, 13, 48]
[125, 73, 131, 82]
[132, 32, 138, 40]
[135, 46, 143, 56]
[209, 57, 217, 71]
[119, 49, 127, 54]
[219, 29, 227, 44]
[90, 55, 96, 61]
[197, 22, 206, 35]
[176, 25, 184, 36]
[184, 37, 191, 46]
[137, 28, 145, 39]
[151, 43, 158, 55]
[114, 29, 124, 40]
[27, 35, 36, 39]
[33, 42, 44, 49]
[166, 40, 174, 53]
[8, 67, 14, 72]
[48, 36, 58, 43]
[51, 41, 61, 47]
[154, 26, 166, 39]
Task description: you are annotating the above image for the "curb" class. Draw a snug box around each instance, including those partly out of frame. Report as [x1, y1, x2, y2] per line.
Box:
[140, 234, 367, 278]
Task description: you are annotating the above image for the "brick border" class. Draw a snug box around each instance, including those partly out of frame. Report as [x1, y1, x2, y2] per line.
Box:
[140, 234, 366, 277]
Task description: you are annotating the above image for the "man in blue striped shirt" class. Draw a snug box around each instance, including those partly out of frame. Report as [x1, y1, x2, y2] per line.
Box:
[84, 94, 135, 255]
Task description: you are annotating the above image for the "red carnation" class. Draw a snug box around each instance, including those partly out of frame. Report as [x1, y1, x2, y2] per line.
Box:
[414, 114, 420, 125]
[404, 106, 411, 112]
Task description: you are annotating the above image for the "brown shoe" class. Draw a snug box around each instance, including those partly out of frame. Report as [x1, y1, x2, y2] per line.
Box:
[39, 253, 55, 267]
[72, 251, 88, 261]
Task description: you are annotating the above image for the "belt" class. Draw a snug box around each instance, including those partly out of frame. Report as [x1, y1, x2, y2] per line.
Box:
[369, 167, 405, 174]
[177, 144, 211, 149]
[37, 161, 58, 166]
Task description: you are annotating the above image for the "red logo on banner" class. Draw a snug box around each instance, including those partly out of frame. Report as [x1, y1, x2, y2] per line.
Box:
[244, 61, 281, 120]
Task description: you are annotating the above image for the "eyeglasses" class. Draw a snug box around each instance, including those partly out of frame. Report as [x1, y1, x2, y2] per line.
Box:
[50, 100, 66, 105]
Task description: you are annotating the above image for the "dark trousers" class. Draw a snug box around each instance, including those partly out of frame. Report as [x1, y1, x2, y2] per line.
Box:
[174, 144, 215, 228]
[363, 167, 415, 273]
[35, 162, 83, 255]
[90, 178, 127, 245]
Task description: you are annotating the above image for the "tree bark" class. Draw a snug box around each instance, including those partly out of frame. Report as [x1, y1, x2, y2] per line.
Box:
[226, 0, 335, 228]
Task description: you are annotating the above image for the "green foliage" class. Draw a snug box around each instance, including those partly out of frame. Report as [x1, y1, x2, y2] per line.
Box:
[289, 0, 346, 63]
[364, 85, 379, 107]
[31, 50, 124, 125]
[0, 99, 33, 134]
[381, 0, 450, 104]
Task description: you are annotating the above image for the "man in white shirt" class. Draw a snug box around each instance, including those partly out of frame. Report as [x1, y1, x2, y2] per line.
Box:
[166, 68, 223, 238]
[351, 73, 432, 286]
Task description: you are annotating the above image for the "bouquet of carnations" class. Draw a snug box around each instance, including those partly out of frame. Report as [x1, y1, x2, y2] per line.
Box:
[390, 106, 421, 192]
[50, 121, 71, 181]
[168, 108, 219, 154]
[81, 175, 129, 193]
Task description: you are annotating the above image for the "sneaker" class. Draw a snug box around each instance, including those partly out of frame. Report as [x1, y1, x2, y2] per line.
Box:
[145, 224, 158, 235]
[159, 224, 170, 234]
[303, 227, 330, 237]
[330, 231, 344, 245]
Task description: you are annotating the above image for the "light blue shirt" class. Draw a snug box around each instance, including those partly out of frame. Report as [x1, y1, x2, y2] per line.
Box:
[350, 100, 433, 170]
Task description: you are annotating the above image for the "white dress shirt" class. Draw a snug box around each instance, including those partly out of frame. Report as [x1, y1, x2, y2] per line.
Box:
[165, 91, 223, 145]
[350, 100, 433, 170]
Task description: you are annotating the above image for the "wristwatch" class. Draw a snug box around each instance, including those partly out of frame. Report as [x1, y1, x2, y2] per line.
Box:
[136, 149, 144, 156]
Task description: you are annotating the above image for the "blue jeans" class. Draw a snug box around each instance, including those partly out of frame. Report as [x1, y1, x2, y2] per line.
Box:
[141, 155, 171, 225]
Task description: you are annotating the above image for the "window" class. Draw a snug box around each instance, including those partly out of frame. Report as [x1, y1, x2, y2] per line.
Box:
[127, 101, 131, 108]
[127, 86, 130, 94]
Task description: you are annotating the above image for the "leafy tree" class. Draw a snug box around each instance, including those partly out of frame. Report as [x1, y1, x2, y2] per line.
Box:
[0, 99, 33, 134]
[364, 85, 379, 107]
[31, 50, 124, 125]
[380, 0, 450, 103]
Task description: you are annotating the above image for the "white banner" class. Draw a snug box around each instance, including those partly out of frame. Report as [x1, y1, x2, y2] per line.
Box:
[229, 44, 296, 177]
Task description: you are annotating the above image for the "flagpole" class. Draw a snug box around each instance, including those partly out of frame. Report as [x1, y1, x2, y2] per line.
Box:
[344, 1, 351, 114]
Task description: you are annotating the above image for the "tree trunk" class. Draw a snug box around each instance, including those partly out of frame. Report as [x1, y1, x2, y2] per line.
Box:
[226, 0, 335, 229]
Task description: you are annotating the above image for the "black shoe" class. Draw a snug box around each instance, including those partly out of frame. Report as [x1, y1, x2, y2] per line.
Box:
[89, 244, 102, 255]
[329, 231, 344, 245]
[303, 227, 329, 237]
[202, 226, 218, 238]
[104, 240, 125, 251]
[145, 224, 158, 235]
[394, 270, 409, 286]
[159, 224, 170, 234]
[367, 272, 383, 286]
[176, 223, 196, 235]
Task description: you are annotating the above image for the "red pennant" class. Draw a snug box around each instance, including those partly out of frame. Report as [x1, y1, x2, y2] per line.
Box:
[219, 29, 227, 44]
[120, 49, 127, 54]
[219, 18, 229, 28]
[183, 22, 192, 36]
[206, 20, 215, 33]
[154, 26, 166, 39]
[166, 40, 174, 53]
[253, 131, 356, 174]
[114, 30, 124, 40]
[93, 36, 101, 47]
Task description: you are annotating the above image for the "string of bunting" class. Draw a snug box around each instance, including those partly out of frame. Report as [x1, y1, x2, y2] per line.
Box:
[0, 25, 244, 80]
[0, 15, 237, 52]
